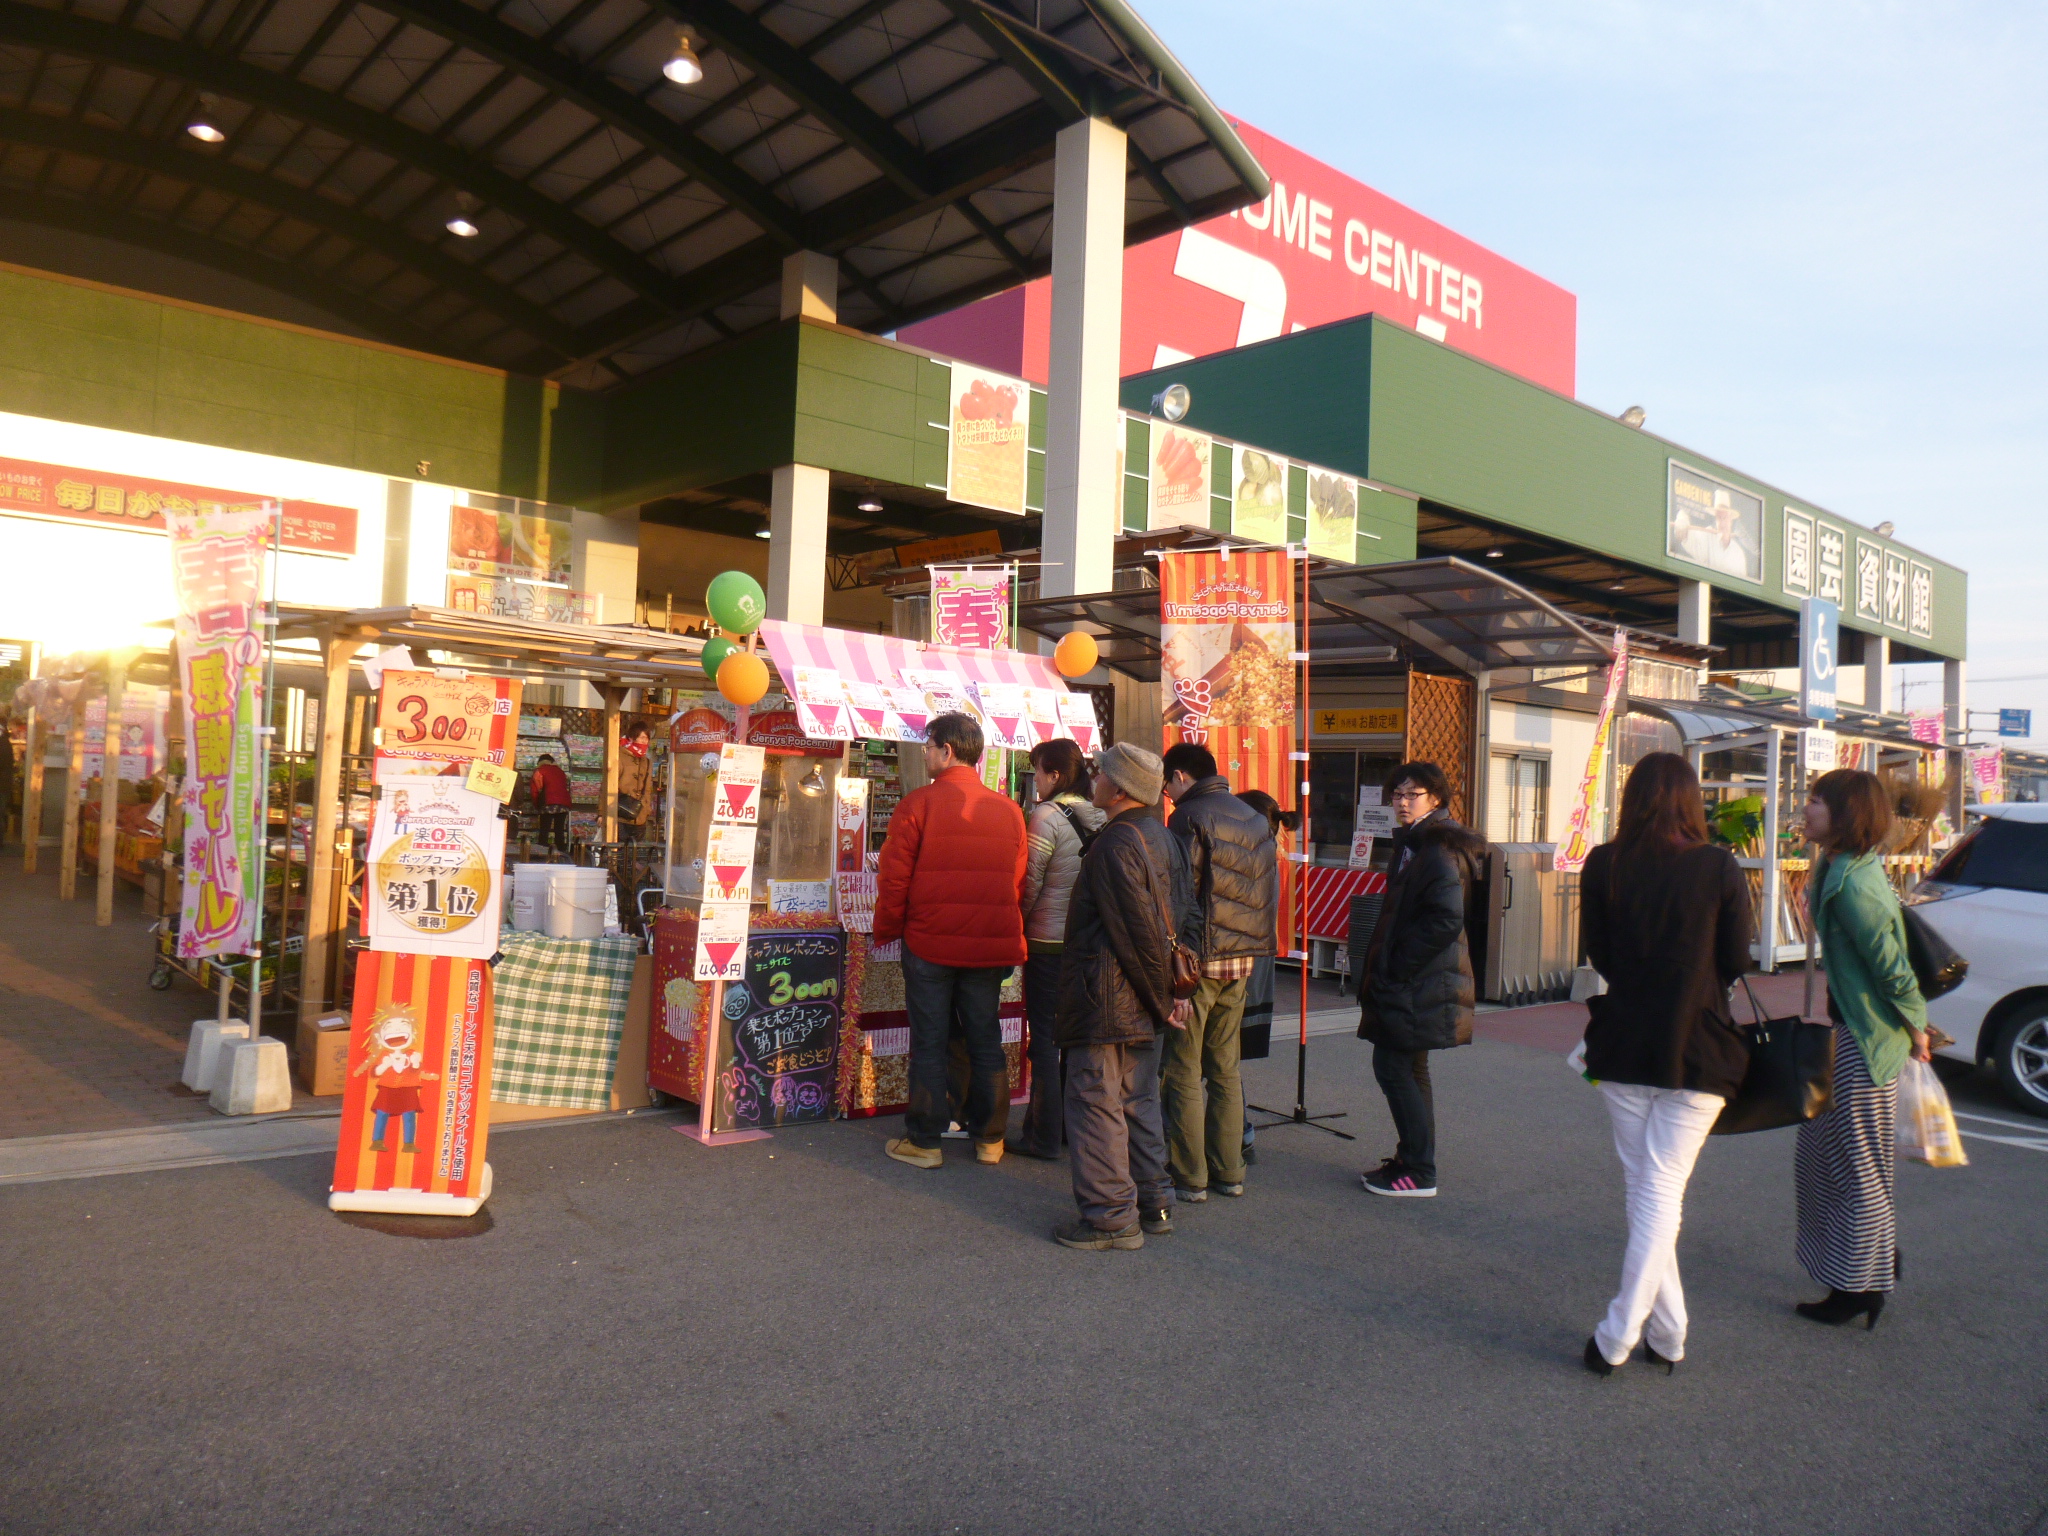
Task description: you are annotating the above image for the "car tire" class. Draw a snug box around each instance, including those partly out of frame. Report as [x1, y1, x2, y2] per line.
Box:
[1992, 1008, 2048, 1119]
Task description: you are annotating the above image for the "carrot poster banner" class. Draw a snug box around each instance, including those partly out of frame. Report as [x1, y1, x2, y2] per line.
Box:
[1554, 631, 1629, 875]
[943, 363, 1028, 516]
[166, 499, 273, 961]
[1159, 548, 1297, 807]
[329, 950, 494, 1217]
[1150, 423, 1214, 531]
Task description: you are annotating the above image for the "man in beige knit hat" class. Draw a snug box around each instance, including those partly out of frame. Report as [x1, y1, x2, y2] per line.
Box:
[1050, 743, 1197, 1250]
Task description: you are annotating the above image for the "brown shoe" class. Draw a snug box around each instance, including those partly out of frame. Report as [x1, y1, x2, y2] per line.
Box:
[974, 1139, 1005, 1165]
[884, 1138, 942, 1170]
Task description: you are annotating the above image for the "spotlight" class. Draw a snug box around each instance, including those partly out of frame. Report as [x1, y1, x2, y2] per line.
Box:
[1619, 405, 1646, 428]
[185, 95, 225, 143]
[445, 192, 482, 239]
[798, 765, 825, 796]
[1152, 382, 1191, 422]
[663, 32, 704, 85]
[1874, 521, 1895, 539]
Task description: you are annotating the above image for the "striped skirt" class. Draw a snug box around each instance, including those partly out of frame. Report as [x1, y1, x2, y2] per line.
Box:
[1795, 1022, 1898, 1293]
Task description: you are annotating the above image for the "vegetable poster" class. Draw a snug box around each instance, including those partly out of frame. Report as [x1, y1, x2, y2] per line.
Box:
[1159, 548, 1296, 806]
[944, 363, 1028, 516]
[1150, 423, 1213, 531]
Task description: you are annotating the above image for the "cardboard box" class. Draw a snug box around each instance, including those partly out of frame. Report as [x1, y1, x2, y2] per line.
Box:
[298, 1013, 351, 1097]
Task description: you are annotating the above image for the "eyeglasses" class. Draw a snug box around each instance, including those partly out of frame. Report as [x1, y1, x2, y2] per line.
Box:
[1389, 788, 1432, 802]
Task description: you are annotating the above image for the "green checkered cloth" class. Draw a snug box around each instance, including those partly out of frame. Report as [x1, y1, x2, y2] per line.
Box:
[492, 929, 641, 1110]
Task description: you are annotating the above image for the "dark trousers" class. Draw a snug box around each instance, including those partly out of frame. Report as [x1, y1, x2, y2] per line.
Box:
[1372, 1045, 1436, 1183]
[538, 808, 569, 854]
[1017, 950, 1066, 1156]
[1065, 1038, 1170, 1232]
[903, 948, 1009, 1149]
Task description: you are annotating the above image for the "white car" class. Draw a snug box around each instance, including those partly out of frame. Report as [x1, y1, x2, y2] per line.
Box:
[1908, 801, 2048, 1116]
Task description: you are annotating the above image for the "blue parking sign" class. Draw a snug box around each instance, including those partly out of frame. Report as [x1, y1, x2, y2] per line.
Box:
[1999, 708, 2031, 738]
[1799, 597, 1839, 722]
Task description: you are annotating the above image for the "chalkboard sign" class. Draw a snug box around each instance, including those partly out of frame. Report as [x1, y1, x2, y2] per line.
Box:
[712, 929, 845, 1131]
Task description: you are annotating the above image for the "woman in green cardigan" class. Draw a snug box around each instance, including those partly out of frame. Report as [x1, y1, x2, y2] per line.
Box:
[1795, 769, 1931, 1331]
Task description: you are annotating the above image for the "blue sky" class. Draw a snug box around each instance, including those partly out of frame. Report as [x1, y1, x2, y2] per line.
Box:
[1164, 0, 2048, 743]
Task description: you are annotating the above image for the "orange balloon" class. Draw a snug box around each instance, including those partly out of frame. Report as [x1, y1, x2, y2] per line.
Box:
[1054, 631, 1099, 678]
[716, 649, 770, 706]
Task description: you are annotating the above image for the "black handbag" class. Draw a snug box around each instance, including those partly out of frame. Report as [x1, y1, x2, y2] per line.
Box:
[1709, 976, 1836, 1136]
[1903, 906, 1968, 1000]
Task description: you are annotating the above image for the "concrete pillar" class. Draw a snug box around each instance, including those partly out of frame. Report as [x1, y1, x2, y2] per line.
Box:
[780, 251, 838, 323]
[1676, 580, 1710, 646]
[767, 463, 830, 624]
[571, 505, 641, 628]
[1041, 115, 1127, 599]
[1863, 633, 1890, 712]
[1470, 671, 1494, 840]
[1944, 658, 1967, 823]
[380, 479, 413, 606]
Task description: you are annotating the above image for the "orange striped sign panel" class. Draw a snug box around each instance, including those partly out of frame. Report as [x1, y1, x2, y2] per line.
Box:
[332, 951, 493, 1199]
[1158, 548, 1297, 810]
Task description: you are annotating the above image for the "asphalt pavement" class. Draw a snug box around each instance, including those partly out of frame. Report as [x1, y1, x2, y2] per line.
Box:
[3, 1032, 2044, 1536]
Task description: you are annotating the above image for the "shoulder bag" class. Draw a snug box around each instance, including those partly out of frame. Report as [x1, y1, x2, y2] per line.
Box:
[1709, 975, 1837, 1136]
[1902, 905, 1967, 1000]
[1135, 827, 1202, 1000]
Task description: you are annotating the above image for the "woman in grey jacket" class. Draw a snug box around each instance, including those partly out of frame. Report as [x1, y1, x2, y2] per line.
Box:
[1012, 739, 1107, 1159]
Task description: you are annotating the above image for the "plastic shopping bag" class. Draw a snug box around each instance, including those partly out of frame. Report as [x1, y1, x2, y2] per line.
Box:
[1896, 1058, 1968, 1168]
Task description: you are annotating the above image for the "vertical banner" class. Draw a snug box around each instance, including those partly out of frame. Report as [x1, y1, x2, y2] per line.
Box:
[1969, 746, 2004, 804]
[1159, 549, 1297, 805]
[1150, 423, 1214, 531]
[1307, 470, 1358, 562]
[363, 777, 507, 958]
[81, 683, 169, 781]
[1231, 447, 1287, 543]
[929, 566, 1012, 650]
[329, 949, 493, 1215]
[166, 500, 272, 961]
[944, 363, 1028, 516]
[1554, 632, 1629, 874]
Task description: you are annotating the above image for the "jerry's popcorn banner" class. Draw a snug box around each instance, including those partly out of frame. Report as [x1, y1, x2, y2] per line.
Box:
[167, 500, 272, 961]
[1554, 631, 1629, 874]
[329, 949, 494, 1216]
[365, 777, 507, 960]
[1159, 548, 1297, 807]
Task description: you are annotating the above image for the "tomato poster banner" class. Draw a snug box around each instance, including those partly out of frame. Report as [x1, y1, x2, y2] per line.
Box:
[0, 454, 357, 555]
[1159, 548, 1297, 806]
[329, 949, 493, 1216]
[1555, 631, 1629, 874]
[712, 742, 766, 824]
[373, 669, 522, 782]
[167, 500, 271, 960]
[1150, 423, 1214, 531]
[364, 777, 506, 959]
[943, 362, 1028, 516]
[930, 566, 1012, 651]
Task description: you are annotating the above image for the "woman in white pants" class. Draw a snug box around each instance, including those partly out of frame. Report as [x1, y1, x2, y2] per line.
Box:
[1576, 753, 1754, 1376]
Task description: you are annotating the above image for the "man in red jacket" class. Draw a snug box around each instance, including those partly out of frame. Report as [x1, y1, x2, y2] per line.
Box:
[874, 712, 1027, 1169]
[529, 753, 572, 853]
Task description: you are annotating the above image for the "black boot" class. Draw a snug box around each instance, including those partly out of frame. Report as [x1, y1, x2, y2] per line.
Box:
[1795, 1289, 1887, 1330]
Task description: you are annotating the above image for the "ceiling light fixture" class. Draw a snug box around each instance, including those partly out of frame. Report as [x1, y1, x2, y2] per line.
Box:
[754, 528, 771, 539]
[185, 94, 225, 144]
[445, 191, 483, 239]
[1485, 548, 1504, 559]
[663, 31, 704, 86]
[1619, 405, 1646, 428]
[856, 499, 883, 513]
[798, 765, 826, 796]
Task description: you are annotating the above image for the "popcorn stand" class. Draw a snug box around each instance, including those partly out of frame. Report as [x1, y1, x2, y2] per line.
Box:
[646, 571, 1103, 1144]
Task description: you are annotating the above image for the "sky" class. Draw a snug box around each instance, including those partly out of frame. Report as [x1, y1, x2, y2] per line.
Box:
[1162, 0, 2048, 744]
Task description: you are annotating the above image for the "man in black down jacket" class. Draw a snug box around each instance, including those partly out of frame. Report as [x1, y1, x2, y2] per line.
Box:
[1053, 743, 1195, 1251]
[1161, 743, 1276, 1201]
[1356, 761, 1488, 1199]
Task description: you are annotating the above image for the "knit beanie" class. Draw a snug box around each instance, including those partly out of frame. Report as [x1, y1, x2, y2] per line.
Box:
[1095, 742, 1164, 806]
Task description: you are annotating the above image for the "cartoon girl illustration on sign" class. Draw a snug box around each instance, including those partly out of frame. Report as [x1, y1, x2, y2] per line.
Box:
[353, 1004, 439, 1153]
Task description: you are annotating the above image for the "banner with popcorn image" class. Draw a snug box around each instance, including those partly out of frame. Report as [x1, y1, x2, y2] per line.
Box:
[1159, 548, 1296, 809]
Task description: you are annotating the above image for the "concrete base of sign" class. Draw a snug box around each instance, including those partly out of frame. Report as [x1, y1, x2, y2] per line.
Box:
[209, 1037, 292, 1116]
[675, 1125, 772, 1147]
[181, 1020, 249, 1091]
[1569, 965, 1609, 1003]
[328, 1163, 493, 1217]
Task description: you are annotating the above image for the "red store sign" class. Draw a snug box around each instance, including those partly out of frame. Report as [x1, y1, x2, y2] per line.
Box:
[0, 455, 359, 557]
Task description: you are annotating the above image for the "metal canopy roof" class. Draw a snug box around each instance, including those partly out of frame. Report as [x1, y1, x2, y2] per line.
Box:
[0, 0, 1264, 387]
[274, 602, 709, 684]
[1015, 555, 1619, 683]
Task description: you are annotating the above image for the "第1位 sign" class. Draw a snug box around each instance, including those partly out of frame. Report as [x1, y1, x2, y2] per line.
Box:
[366, 778, 506, 960]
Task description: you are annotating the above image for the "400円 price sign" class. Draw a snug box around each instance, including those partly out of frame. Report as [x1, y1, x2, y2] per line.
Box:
[365, 777, 507, 961]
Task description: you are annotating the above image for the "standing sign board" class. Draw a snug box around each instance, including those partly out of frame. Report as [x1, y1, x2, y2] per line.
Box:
[364, 778, 506, 959]
[166, 500, 271, 961]
[1798, 597, 1839, 723]
[709, 931, 846, 1131]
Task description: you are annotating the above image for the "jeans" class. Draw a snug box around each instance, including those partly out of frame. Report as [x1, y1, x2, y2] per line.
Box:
[1017, 950, 1066, 1156]
[1162, 974, 1247, 1190]
[1065, 1039, 1171, 1231]
[902, 948, 1010, 1149]
[1372, 1046, 1436, 1183]
[1593, 1081, 1725, 1365]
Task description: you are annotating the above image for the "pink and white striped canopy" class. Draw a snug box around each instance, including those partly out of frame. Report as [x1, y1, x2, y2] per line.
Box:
[758, 620, 1068, 694]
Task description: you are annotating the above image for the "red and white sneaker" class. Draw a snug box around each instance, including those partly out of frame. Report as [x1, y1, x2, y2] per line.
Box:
[1361, 1163, 1437, 1198]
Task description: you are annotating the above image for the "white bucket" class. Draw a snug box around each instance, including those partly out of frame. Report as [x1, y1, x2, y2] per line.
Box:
[510, 863, 557, 932]
[544, 867, 611, 941]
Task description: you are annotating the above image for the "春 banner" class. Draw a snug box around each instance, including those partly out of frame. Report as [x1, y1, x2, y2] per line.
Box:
[1159, 548, 1297, 806]
[166, 500, 272, 961]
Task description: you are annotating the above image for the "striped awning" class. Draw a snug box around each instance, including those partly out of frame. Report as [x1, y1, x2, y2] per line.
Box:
[758, 620, 1067, 694]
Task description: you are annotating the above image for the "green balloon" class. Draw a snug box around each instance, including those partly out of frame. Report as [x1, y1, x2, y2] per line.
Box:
[699, 636, 737, 677]
[706, 571, 767, 636]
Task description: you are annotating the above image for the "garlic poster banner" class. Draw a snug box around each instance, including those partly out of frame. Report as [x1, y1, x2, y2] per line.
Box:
[166, 500, 273, 960]
[1158, 548, 1296, 807]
